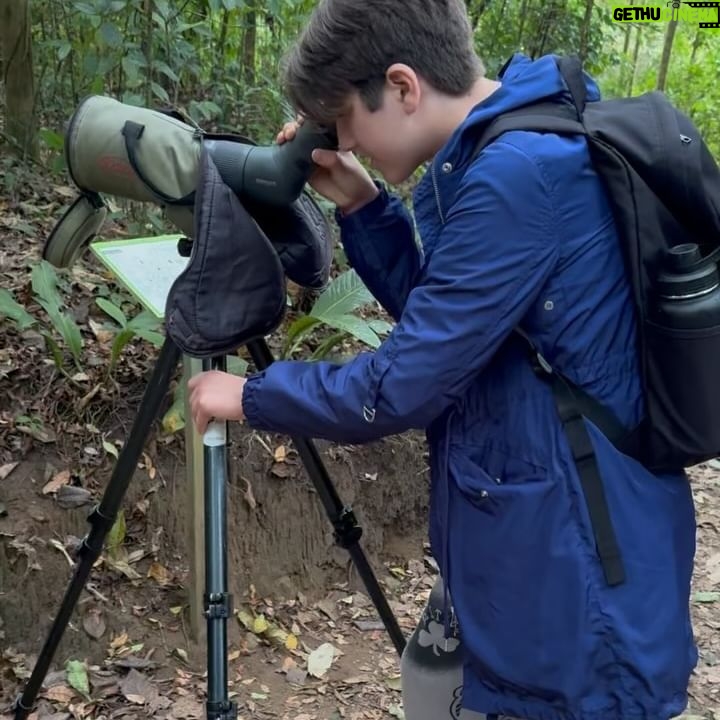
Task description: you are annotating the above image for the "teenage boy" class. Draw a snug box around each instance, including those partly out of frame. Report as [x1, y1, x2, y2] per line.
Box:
[188, 1, 698, 718]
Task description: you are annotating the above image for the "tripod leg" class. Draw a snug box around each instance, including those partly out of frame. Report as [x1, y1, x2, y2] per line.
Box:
[201, 356, 236, 720]
[245, 340, 406, 657]
[14, 338, 181, 720]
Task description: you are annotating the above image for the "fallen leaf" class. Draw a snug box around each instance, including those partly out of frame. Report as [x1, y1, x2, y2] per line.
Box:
[56, 485, 92, 509]
[0, 462, 18, 480]
[694, 591, 720, 603]
[147, 561, 171, 586]
[17, 423, 56, 443]
[110, 632, 129, 650]
[168, 696, 203, 719]
[274, 445, 287, 462]
[43, 470, 70, 495]
[65, 659, 90, 698]
[44, 684, 76, 703]
[270, 463, 292, 479]
[102, 440, 118, 458]
[307, 642, 336, 678]
[120, 669, 158, 705]
[83, 609, 106, 639]
[105, 557, 141, 579]
[253, 614, 269, 634]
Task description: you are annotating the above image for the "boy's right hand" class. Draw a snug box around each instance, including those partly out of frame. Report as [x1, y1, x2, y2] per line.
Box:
[277, 118, 379, 216]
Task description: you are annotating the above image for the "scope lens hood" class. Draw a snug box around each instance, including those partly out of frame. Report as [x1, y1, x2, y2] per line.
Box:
[43, 192, 108, 268]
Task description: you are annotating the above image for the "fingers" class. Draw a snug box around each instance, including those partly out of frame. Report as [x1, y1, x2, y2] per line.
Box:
[276, 115, 305, 145]
[188, 372, 209, 434]
[311, 147, 339, 168]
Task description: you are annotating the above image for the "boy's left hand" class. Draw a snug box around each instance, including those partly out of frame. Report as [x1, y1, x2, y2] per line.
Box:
[187, 371, 246, 435]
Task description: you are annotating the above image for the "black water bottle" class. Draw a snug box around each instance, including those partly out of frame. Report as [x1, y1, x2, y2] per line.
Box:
[655, 243, 720, 329]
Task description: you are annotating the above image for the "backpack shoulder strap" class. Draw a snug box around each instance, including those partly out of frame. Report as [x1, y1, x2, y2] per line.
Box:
[471, 101, 585, 162]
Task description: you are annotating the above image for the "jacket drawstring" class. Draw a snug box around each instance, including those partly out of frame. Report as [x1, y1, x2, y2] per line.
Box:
[441, 408, 455, 644]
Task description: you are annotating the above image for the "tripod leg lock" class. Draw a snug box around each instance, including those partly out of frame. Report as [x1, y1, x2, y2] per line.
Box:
[333, 506, 363, 549]
[77, 505, 117, 559]
[203, 592, 234, 619]
[207, 700, 237, 720]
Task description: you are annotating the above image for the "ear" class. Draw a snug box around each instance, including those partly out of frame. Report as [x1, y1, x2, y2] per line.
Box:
[385, 63, 421, 113]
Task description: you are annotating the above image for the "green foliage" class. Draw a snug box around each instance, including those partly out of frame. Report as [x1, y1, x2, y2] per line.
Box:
[0, 260, 85, 373]
[283, 269, 392, 360]
[95, 297, 164, 373]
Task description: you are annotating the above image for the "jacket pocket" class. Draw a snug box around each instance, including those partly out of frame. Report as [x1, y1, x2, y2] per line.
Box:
[446, 445, 609, 706]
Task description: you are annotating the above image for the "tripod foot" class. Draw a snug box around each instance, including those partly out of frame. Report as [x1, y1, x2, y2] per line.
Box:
[207, 700, 237, 720]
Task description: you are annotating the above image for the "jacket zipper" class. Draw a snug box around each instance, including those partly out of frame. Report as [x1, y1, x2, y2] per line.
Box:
[431, 162, 445, 225]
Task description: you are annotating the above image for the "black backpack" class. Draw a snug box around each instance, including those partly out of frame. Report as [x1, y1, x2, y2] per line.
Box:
[472, 55, 720, 588]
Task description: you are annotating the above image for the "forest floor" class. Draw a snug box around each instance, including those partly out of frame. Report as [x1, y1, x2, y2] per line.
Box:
[1, 154, 720, 720]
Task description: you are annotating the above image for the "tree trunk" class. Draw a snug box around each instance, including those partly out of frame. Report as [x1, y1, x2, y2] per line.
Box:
[656, 19, 678, 92]
[142, 0, 154, 107]
[486, 0, 508, 59]
[628, 24, 642, 95]
[242, 4, 256, 86]
[0, 0, 38, 159]
[578, 0, 594, 63]
[622, 0, 635, 54]
[516, 0, 531, 49]
[690, 28, 703, 64]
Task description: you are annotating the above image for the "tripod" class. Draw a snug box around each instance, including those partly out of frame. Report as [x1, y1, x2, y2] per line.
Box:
[14, 335, 406, 720]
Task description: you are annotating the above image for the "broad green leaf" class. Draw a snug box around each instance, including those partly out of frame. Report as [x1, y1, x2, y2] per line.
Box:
[96, 297, 127, 328]
[31, 261, 62, 315]
[0, 289, 37, 330]
[61, 314, 85, 365]
[127, 309, 161, 332]
[368, 319, 394, 336]
[65, 659, 90, 698]
[151, 81, 170, 103]
[155, 61, 179, 83]
[98, 21, 123, 47]
[106, 510, 126, 557]
[162, 385, 185, 434]
[102, 440, 119, 458]
[311, 332, 349, 360]
[323, 314, 381, 349]
[73, 1, 98, 15]
[133, 328, 164, 348]
[310, 270, 374, 320]
[42, 332, 66, 371]
[227, 356, 248, 376]
[283, 315, 320, 357]
[39, 128, 65, 151]
[110, 328, 136, 370]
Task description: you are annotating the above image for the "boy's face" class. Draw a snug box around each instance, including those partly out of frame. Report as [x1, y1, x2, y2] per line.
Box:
[335, 64, 432, 185]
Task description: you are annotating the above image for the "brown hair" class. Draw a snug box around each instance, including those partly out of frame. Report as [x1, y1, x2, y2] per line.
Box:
[281, 0, 484, 126]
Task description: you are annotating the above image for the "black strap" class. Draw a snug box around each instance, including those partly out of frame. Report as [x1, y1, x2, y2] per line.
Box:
[515, 330, 627, 587]
[471, 102, 585, 162]
[548, 372, 626, 586]
[122, 121, 196, 206]
[556, 55, 587, 117]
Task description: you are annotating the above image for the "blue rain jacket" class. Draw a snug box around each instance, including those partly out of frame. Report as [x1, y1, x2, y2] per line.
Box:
[243, 53, 698, 720]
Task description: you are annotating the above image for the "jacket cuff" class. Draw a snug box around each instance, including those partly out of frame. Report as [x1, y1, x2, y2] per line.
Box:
[334, 181, 389, 229]
[242, 373, 267, 429]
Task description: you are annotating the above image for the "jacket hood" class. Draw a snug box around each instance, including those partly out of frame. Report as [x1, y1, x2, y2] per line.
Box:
[436, 53, 602, 169]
